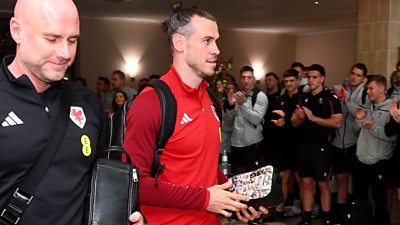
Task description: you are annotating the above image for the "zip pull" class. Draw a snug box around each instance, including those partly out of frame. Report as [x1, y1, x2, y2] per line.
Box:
[132, 168, 138, 182]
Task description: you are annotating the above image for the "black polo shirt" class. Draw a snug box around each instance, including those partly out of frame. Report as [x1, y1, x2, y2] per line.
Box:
[298, 88, 342, 143]
[0, 55, 105, 225]
[264, 91, 302, 152]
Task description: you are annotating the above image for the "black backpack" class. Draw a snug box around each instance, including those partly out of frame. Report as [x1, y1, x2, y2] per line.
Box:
[107, 79, 222, 186]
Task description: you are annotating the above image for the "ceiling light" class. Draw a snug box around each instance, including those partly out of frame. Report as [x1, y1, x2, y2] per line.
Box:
[314, 1, 320, 4]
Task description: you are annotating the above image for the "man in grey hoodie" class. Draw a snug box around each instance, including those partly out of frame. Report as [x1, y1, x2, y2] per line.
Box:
[353, 75, 396, 225]
[330, 63, 368, 223]
[225, 66, 268, 174]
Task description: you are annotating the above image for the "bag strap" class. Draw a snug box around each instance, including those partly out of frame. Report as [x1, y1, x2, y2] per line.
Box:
[145, 79, 176, 187]
[0, 80, 71, 225]
[206, 87, 222, 122]
[251, 86, 261, 107]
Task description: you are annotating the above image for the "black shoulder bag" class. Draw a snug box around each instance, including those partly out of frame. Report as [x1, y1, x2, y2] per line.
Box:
[0, 81, 71, 225]
[86, 101, 139, 225]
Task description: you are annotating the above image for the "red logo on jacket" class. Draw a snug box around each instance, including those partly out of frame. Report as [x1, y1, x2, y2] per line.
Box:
[70, 106, 86, 129]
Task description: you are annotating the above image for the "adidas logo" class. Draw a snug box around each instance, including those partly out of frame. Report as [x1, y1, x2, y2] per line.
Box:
[180, 113, 193, 125]
[1, 111, 24, 127]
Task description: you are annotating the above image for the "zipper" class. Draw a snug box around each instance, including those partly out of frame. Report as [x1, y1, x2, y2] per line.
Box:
[132, 168, 138, 182]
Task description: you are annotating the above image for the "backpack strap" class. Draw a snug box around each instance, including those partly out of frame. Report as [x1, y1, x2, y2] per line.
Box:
[146, 79, 177, 187]
[361, 87, 368, 105]
[251, 86, 261, 107]
[206, 87, 222, 123]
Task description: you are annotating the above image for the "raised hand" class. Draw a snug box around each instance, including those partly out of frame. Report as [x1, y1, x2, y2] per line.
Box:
[361, 117, 375, 129]
[294, 105, 305, 119]
[389, 100, 400, 124]
[227, 89, 237, 105]
[302, 106, 316, 122]
[355, 107, 367, 120]
[272, 110, 285, 118]
[235, 91, 246, 105]
[271, 118, 285, 127]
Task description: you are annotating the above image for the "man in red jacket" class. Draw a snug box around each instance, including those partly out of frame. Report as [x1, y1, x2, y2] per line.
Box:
[124, 4, 266, 225]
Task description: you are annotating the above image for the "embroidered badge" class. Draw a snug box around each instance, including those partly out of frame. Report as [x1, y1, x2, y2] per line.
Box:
[70, 106, 86, 129]
[81, 134, 92, 157]
[211, 105, 220, 122]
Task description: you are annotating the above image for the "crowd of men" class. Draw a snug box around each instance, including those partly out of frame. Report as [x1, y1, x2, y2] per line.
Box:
[218, 61, 400, 225]
[1, 0, 400, 225]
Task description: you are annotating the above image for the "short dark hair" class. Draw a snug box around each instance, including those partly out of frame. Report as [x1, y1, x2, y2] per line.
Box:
[291, 62, 305, 71]
[283, 69, 299, 78]
[163, 3, 216, 50]
[98, 76, 110, 87]
[240, 66, 254, 75]
[352, 63, 368, 77]
[113, 70, 126, 80]
[265, 72, 279, 81]
[396, 60, 400, 69]
[308, 64, 326, 76]
[366, 74, 387, 90]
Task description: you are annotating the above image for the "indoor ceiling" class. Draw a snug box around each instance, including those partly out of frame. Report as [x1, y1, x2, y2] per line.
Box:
[0, 0, 357, 35]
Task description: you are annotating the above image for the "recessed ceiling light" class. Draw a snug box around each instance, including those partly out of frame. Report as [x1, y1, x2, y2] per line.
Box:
[314, 1, 320, 4]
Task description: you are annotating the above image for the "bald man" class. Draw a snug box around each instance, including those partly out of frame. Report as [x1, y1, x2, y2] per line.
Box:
[0, 0, 143, 224]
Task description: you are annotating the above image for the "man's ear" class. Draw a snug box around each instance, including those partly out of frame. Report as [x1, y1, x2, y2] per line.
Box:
[9, 17, 22, 44]
[171, 33, 185, 53]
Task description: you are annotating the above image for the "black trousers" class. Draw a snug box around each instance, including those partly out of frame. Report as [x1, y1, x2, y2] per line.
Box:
[352, 158, 390, 224]
[230, 143, 261, 174]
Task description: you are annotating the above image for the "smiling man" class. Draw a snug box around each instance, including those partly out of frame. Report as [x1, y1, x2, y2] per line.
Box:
[124, 5, 266, 225]
[224, 66, 268, 174]
[353, 75, 396, 225]
[291, 64, 342, 225]
[0, 0, 143, 224]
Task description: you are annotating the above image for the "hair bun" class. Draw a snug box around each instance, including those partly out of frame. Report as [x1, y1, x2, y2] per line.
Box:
[171, 1, 182, 13]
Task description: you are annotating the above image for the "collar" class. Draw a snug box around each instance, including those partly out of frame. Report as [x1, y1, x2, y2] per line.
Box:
[170, 65, 208, 95]
[1, 55, 62, 91]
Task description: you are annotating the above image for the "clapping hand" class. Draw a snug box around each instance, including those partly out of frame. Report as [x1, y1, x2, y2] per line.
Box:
[355, 107, 367, 120]
[235, 91, 246, 105]
[293, 105, 305, 119]
[302, 106, 317, 122]
[389, 100, 400, 124]
[361, 117, 375, 129]
[271, 110, 286, 127]
[227, 89, 237, 106]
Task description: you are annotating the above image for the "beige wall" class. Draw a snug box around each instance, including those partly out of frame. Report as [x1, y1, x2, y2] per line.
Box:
[77, 18, 297, 91]
[78, 18, 171, 91]
[77, 18, 356, 91]
[295, 29, 357, 87]
[218, 29, 296, 90]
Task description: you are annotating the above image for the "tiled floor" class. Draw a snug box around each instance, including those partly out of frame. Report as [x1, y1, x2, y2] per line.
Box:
[220, 200, 400, 225]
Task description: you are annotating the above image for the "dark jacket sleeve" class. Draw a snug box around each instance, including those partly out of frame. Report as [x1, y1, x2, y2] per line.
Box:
[384, 117, 400, 137]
